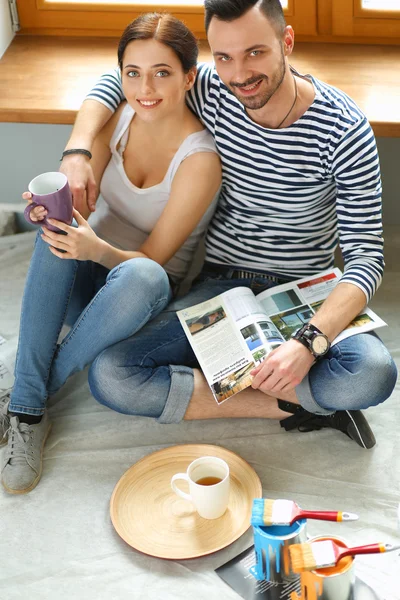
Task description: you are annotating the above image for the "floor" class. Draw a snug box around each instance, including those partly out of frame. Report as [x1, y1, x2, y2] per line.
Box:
[0, 230, 398, 600]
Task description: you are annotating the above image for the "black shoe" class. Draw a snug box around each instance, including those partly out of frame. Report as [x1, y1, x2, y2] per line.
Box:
[279, 402, 376, 449]
[318, 410, 376, 449]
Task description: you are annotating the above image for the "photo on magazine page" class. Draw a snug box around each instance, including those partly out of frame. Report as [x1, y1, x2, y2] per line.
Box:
[210, 361, 255, 403]
[255, 269, 387, 346]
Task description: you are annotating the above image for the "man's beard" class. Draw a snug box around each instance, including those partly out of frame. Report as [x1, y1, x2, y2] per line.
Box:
[228, 47, 286, 111]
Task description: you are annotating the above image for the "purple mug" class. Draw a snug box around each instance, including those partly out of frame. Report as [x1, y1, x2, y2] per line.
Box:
[24, 172, 73, 233]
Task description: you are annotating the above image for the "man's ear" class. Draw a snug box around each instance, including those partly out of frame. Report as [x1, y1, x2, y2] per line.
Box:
[282, 26, 295, 56]
[185, 66, 198, 91]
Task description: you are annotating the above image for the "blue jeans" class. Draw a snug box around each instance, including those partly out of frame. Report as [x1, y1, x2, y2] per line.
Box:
[9, 232, 172, 416]
[88, 266, 398, 422]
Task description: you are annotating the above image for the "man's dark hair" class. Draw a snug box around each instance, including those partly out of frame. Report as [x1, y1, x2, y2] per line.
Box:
[204, 0, 286, 35]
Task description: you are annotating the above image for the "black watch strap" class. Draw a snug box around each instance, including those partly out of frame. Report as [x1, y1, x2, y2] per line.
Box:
[292, 333, 310, 352]
[292, 323, 330, 359]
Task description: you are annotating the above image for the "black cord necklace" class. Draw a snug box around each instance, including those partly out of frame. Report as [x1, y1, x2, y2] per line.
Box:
[276, 75, 298, 129]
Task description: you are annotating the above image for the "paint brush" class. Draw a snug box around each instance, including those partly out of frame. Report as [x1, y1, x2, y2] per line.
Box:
[251, 498, 359, 527]
[289, 540, 400, 572]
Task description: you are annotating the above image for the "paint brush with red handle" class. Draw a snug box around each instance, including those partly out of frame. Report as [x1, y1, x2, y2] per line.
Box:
[251, 498, 359, 527]
[289, 540, 400, 573]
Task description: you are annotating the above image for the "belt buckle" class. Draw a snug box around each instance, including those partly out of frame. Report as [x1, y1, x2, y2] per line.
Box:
[254, 270, 277, 283]
[235, 268, 278, 282]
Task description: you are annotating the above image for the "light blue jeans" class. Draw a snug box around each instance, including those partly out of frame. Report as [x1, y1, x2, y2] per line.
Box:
[89, 266, 398, 422]
[9, 231, 172, 416]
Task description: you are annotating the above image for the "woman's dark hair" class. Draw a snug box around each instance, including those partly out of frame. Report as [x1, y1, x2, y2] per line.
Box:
[204, 0, 286, 35]
[118, 13, 198, 73]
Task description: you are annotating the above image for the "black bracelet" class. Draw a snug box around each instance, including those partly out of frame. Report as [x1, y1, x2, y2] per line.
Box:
[60, 148, 92, 161]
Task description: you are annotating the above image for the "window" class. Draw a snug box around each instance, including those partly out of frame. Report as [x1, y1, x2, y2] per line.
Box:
[17, 0, 317, 38]
[361, 0, 400, 10]
[332, 0, 400, 39]
[18, 1, 205, 37]
[357, 0, 400, 17]
[17, 1, 400, 41]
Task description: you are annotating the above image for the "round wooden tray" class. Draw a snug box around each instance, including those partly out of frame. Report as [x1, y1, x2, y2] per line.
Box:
[110, 444, 262, 560]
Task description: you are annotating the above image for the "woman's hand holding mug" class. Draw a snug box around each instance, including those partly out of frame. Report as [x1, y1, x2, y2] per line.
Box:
[23, 172, 102, 261]
[40, 208, 103, 262]
[22, 191, 47, 222]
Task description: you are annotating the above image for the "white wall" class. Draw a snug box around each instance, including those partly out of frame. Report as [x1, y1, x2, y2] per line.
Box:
[0, 124, 399, 230]
[0, 123, 72, 230]
[0, 0, 14, 58]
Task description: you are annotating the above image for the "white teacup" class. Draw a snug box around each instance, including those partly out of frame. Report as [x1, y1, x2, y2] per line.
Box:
[171, 456, 230, 519]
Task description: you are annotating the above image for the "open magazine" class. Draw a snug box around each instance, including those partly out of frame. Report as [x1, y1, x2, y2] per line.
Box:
[177, 268, 386, 405]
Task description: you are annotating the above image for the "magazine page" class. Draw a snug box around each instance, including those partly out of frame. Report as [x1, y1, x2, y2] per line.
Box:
[177, 287, 284, 404]
[0, 334, 17, 394]
[222, 285, 285, 364]
[254, 269, 386, 346]
[215, 545, 382, 600]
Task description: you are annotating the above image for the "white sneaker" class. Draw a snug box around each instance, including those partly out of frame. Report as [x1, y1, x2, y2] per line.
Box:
[1, 412, 51, 494]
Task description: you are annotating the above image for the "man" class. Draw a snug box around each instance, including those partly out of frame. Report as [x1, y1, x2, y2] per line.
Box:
[3, 0, 396, 454]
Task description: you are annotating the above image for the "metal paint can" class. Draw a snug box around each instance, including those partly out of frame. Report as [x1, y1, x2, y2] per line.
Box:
[251, 519, 307, 583]
[296, 536, 355, 600]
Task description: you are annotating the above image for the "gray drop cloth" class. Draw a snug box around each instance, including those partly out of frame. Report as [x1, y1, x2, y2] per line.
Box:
[0, 230, 399, 600]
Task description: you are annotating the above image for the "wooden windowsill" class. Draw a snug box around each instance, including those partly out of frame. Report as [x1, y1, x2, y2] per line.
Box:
[1, 35, 400, 137]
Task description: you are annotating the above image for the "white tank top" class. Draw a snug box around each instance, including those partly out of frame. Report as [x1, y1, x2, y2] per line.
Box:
[89, 103, 219, 282]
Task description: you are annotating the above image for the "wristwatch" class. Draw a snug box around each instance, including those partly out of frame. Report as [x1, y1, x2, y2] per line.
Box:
[292, 323, 330, 359]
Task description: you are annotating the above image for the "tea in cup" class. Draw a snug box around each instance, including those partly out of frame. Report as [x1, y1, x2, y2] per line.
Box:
[171, 456, 230, 519]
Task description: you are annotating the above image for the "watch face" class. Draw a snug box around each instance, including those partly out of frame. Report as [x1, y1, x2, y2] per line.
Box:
[311, 335, 329, 355]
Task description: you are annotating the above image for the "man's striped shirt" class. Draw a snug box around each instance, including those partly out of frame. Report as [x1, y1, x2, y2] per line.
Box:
[86, 64, 383, 302]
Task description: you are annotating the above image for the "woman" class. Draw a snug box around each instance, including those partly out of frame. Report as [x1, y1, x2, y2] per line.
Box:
[0, 13, 221, 494]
